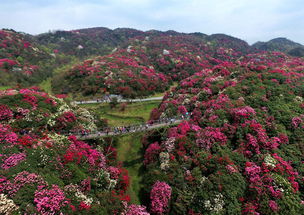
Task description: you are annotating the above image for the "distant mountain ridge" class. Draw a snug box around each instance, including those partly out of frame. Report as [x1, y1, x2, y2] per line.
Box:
[252, 37, 304, 57]
[35, 27, 304, 57]
[35, 27, 255, 58]
[1, 27, 304, 88]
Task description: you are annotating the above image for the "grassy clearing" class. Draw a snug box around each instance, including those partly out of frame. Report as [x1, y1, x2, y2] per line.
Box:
[80, 100, 160, 127]
[115, 132, 145, 204]
[101, 113, 144, 127]
[80, 97, 163, 204]
[0, 86, 12, 90]
[39, 78, 52, 94]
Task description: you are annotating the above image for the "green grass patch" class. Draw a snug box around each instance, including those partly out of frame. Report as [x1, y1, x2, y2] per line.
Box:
[115, 132, 145, 204]
[101, 113, 144, 127]
[39, 78, 52, 94]
[105, 101, 160, 121]
[0, 86, 12, 90]
[80, 100, 160, 127]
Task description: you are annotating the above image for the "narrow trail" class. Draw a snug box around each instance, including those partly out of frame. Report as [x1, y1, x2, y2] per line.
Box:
[73, 96, 164, 105]
[75, 118, 186, 140]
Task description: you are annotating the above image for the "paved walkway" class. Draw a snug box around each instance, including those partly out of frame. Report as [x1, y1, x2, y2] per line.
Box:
[74, 96, 163, 105]
[76, 119, 182, 140]
[61, 114, 190, 140]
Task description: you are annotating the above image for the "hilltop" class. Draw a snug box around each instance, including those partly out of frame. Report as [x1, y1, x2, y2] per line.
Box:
[253, 37, 304, 57]
[1, 27, 303, 90]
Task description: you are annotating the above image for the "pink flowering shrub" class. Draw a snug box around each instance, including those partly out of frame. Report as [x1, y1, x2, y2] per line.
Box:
[226, 164, 238, 173]
[108, 166, 121, 180]
[240, 121, 280, 156]
[123, 204, 150, 215]
[231, 106, 256, 121]
[144, 142, 161, 165]
[0, 104, 13, 121]
[0, 124, 18, 144]
[291, 115, 304, 129]
[196, 127, 227, 150]
[1, 153, 26, 170]
[150, 181, 171, 214]
[0, 171, 46, 197]
[269, 200, 279, 212]
[34, 185, 68, 214]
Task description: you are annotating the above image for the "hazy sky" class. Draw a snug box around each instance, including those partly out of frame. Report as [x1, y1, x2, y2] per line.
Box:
[1, 0, 304, 44]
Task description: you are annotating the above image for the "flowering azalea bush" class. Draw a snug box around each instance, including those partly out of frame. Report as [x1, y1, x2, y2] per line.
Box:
[0, 88, 98, 136]
[150, 181, 171, 214]
[0, 89, 147, 214]
[142, 51, 304, 214]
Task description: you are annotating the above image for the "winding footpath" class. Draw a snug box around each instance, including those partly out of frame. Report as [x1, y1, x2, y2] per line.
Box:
[73, 96, 164, 105]
[65, 95, 190, 140]
[75, 117, 186, 140]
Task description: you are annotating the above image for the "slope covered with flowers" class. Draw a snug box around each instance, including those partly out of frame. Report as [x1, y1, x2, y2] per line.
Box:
[123, 34, 252, 81]
[36, 27, 148, 58]
[130, 35, 213, 81]
[53, 34, 252, 98]
[53, 48, 170, 98]
[0, 30, 56, 87]
[142, 52, 304, 214]
[0, 88, 150, 214]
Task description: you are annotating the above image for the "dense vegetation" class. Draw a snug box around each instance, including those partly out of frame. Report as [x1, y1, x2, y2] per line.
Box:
[53, 33, 254, 98]
[52, 49, 170, 98]
[143, 52, 304, 214]
[0, 26, 304, 214]
[252, 38, 304, 57]
[0, 88, 151, 214]
[0, 29, 74, 88]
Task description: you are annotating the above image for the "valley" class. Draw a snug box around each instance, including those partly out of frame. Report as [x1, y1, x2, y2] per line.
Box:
[0, 27, 303, 215]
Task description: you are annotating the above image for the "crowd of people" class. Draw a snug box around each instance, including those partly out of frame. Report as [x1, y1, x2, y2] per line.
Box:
[62, 113, 191, 138]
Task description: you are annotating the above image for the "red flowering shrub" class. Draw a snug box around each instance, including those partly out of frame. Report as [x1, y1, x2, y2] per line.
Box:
[144, 142, 161, 165]
[142, 51, 304, 214]
[196, 127, 227, 150]
[0, 89, 144, 214]
[79, 201, 91, 210]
